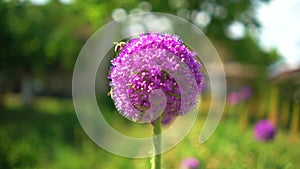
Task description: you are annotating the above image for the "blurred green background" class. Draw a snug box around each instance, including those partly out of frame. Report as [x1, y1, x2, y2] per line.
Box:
[0, 0, 300, 168]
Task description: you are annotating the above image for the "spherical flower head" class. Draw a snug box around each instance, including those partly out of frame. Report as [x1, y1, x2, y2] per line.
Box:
[108, 33, 204, 123]
[254, 119, 276, 142]
[180, 157, 200, 169]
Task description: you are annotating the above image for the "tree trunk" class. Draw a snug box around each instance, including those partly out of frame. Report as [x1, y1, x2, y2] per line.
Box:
[21, 75, 33, 107]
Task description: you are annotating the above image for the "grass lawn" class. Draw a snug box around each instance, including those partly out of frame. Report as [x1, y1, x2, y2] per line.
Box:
[0, 95, 299, 169]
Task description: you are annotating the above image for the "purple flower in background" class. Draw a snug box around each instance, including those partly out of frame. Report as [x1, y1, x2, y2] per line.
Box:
[227, 86, 252, 105]
[227, 92, 240, 105]
[108, 33, 204, 123]
[240, 86, 252, 100]
[254, 119, 276, 142]
[180, 157, 200, 169]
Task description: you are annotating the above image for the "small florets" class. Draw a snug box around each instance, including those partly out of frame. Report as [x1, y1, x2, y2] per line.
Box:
[108, 33, 204, 123]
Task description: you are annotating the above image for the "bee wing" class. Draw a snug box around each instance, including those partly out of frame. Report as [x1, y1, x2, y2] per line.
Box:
[107, 89, 112, 96]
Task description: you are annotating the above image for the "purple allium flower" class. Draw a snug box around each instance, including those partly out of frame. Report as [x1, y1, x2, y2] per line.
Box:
[240, 86, 252, 100]
[151, 114, 176, 126]
[227, 92, 240, 105]
[180, 157, 200, 169]
[161, 115, 175, 125]
[108, 33, 204, 123]
[254, 119, 276, 142]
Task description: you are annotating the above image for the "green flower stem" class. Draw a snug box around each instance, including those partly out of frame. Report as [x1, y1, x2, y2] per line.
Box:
[151, 116, 162, 169]
[257, 143, 269, 169]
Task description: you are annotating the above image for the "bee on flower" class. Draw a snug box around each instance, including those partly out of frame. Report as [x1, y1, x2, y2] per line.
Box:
[113, 41, 126, 53]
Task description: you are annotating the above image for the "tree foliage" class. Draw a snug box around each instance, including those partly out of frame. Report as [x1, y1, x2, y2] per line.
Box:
[0, 0, 280, 93]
